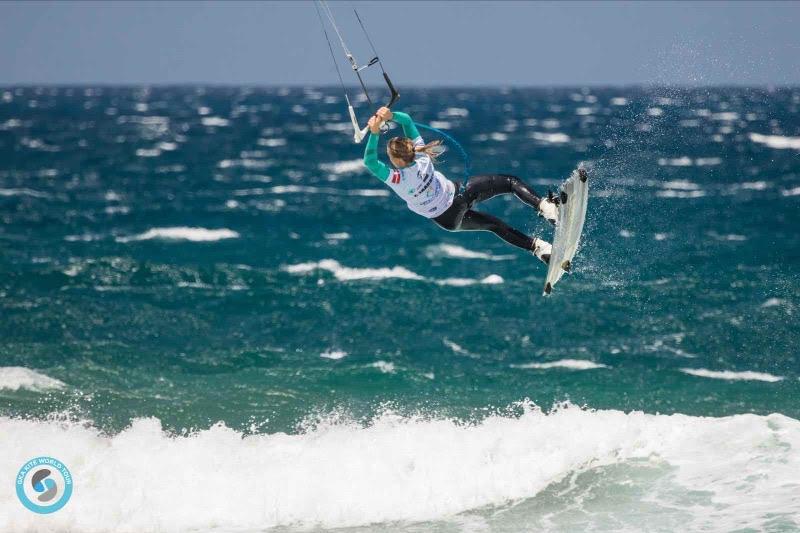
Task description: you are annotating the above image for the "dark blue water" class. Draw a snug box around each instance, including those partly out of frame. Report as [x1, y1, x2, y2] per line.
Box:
[1, 86, 799, 531]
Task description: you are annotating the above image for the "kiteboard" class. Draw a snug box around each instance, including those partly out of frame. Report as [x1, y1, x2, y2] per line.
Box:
[543, 167, 589, 296]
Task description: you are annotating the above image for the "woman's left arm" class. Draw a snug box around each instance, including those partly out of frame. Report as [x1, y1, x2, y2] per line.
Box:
[376, 107, 422, 143]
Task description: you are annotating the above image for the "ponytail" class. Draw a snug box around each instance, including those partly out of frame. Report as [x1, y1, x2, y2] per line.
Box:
[414, 139, 446, 162]
[389, 136, 447, 166]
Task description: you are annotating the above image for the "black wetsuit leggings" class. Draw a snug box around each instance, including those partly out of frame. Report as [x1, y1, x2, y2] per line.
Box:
[433, 174, 542, 251]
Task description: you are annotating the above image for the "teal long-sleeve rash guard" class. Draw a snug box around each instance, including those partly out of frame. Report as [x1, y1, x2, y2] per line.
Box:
[362, 111, 421, 182]
[361, 111, 456, 219]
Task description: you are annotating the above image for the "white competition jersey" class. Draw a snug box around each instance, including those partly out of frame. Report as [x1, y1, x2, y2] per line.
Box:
[386, 138, 455, 218]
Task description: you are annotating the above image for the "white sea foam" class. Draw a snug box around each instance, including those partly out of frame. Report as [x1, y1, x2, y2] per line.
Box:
[117, 115, 169, 127]
[323, 121, 355, 133]
[531, 132, 570, 144]
[657, 157, 692, 167]
[0, 118, 23, 129]
[319, 159, 363, 175]
[738, 181, 769, 190]
[283, 260, 423, 281]
[257, 138, 287, 148]
[0, 367, 65, 391]
[610, 97, 628, 106]
[323, 232, 350, 241]
[2, 406, 797, 531]
[707, 232, 747, 242]
[761, 298, 785, 308]
[231, 198, 285, 212]
[232, 188, 268, 197]
[658, 157, 721, 167]
[0, 188, 50, 198]
[369, 361, 396, 373]
[440, 107, 469, 118]
[656, 190, 706, 199]
[695, 157, 722, 166]
[426, 244, 514, 261]
[267, 185, 388, 197]
[284, 259, 502, 286]
[680, 368, 784, 382]
[105, 205, 130, 215]
[349, 188, 390, 197]
[712, 112, 740, 121]
[282, 262, 318, 274]
[135, 148, 161, 158]
[19, 137, 61, 152]
[217, 158, 271, 170]
[435, 275, 503, 287]
[116, 227, 240, 243]
[662, 180, 701, 190]
[443, 339, 477, 358]
[436, 278, 477, 287]
[749, 132, 800, 150]
[64, 233, 103, 242]
[201, 116, 230, 127]
[320, 350, 348, 360]
[511, 359, 608, 370]
[781, 186, 800, 197]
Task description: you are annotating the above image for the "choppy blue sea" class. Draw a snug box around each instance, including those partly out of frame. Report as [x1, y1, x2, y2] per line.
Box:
[1, 86, 799, 531]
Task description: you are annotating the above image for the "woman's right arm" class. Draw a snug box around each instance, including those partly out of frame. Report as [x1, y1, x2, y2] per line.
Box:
[376, 107, 422, 144]
[363, 117, 391, 182]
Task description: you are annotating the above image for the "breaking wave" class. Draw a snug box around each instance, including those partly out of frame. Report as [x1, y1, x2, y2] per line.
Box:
[1, 405, 798, 531]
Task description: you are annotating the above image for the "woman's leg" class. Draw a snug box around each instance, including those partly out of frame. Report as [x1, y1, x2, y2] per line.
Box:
[463, 174, 542, 209]
[459, 209, 534, 251]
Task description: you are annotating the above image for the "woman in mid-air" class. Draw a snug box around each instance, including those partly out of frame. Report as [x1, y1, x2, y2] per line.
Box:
[363, 107, 559, 264]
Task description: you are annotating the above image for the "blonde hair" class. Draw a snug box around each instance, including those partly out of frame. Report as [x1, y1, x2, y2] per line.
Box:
[387, 137, 444, 166]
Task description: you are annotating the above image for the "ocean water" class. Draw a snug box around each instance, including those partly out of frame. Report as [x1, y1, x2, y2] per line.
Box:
[0, 85, 799, 531]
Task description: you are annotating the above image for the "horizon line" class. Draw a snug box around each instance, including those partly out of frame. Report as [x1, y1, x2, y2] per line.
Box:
[2, 82, 798, 90]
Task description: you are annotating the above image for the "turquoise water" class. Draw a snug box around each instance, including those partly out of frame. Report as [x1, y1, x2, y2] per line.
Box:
[1, 86, 799, 531]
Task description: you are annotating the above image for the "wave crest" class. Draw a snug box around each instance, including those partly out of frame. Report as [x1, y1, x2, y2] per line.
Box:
[1, 405, 798, 531]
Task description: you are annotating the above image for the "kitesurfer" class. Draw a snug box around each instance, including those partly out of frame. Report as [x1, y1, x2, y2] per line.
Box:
[363, 107, 559, 264]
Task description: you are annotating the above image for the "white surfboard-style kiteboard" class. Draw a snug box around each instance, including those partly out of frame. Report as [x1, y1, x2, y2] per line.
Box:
[543, 167, 589, 296]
